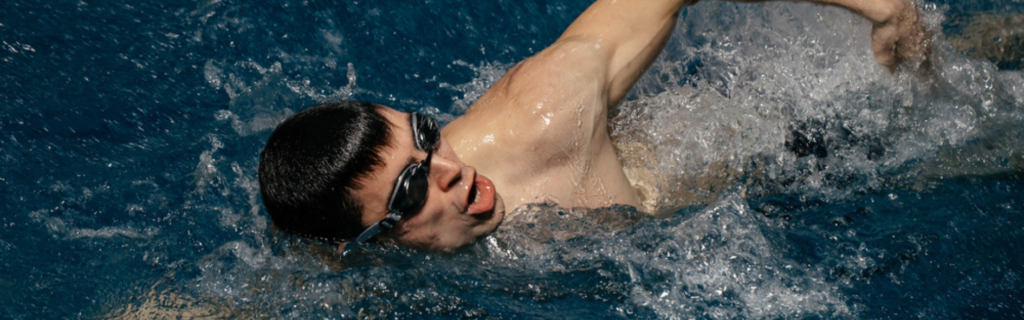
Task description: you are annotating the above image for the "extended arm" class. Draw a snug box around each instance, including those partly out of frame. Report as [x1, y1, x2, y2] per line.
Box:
[554, 0, 698, 106]
[552, 0, 925, 107]
[442, 0, 928, 212]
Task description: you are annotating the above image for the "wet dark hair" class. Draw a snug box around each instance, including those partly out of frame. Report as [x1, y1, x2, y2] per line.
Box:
[258, 101, 392, 241]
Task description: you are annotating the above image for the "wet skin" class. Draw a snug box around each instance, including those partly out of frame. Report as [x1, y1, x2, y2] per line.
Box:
[354, 0, 926, 252]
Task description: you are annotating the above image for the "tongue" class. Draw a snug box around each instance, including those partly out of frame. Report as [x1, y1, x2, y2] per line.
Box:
[467, 174, 496, 215]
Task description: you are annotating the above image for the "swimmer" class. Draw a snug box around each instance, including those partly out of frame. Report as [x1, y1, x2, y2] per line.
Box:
[258, 0, 928, 252]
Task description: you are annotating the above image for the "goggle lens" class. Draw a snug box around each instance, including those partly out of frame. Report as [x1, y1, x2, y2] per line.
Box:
[389, 152, 431, 214]
[412, 113, 439, 151]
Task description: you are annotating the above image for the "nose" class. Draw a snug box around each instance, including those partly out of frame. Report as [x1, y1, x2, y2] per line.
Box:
[429, 152, 463, 192]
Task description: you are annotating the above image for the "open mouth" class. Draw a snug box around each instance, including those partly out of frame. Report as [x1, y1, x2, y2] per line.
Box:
[467, 184, 480, 205]
[466, 173, 496, 215]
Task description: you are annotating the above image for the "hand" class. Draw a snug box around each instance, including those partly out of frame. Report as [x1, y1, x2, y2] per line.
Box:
[868, 0, 929, 68]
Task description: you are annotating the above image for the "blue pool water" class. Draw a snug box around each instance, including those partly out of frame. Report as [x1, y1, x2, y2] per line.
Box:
[2, 0, 1023, 318]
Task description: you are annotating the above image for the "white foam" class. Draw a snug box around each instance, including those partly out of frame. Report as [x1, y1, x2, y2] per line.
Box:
[29, 207, 158, 240]
[193, 134, 222, 194]
[65, 226, 158, 240]
[223, 241, 269, 269]
[612, 1, 1024, 207]
[628, 189, 851, 318]
[203, 58, 345, 136]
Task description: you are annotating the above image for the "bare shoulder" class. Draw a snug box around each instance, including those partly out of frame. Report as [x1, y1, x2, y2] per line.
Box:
[499, 39, 610, 108]
[443, 38, 640, 209]
[463, 40, 610, 135]
[443, 39, 613, 177]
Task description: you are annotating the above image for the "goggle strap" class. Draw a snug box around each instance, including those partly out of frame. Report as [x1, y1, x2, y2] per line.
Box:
[353, 211, 403, 244]
[379, 211, 402, 230]
[354, 223, 381, 244]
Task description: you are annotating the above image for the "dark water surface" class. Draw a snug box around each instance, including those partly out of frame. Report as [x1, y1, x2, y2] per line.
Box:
[2, 0, 1023, 318]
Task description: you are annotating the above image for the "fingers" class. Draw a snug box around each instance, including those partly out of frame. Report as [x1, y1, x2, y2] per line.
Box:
[895, 15, 930, 62]
[869, 3, 928, 70]
[871, 23, 899, 67]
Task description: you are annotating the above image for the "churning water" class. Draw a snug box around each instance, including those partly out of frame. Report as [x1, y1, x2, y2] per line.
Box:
[2, 0, 1023, 318]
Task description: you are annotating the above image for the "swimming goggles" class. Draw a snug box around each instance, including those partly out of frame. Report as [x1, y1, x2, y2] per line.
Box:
[354, 112, 440, 244]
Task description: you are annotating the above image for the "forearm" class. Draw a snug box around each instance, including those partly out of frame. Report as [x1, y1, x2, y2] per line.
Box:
[554, 0, 699, 105]
[721, 0, 905, 24]
[559, 0, 695, 42]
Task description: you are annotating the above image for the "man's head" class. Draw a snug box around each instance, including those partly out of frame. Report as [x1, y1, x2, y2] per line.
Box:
[258, 101, 505, 252]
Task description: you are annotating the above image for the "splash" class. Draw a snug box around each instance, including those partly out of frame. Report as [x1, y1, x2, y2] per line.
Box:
[440, 60, 514, 114]
[109, 2, 1024, 319]
[203, 59, 362, 136]
[612, 2, 1024, 213]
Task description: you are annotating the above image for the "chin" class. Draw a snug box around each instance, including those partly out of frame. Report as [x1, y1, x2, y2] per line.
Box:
[402, 194, 508, 253]
[489, 192, 507, 231]
[441, 208, 508, 253]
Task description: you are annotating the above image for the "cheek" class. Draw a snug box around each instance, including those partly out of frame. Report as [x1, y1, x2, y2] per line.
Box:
[395, 207, 444, 242]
